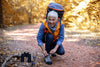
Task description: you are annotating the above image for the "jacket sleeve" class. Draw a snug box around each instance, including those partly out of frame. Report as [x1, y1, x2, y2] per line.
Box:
[37, 23, 44, 46]
[56, 23, 64, 45]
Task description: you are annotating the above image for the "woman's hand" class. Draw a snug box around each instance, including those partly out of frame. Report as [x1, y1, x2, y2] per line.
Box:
[50, 48, 57, 54]
[43, 50, 48, 56]
[40, 45, 48, 56]
[50, 45, 59, 54]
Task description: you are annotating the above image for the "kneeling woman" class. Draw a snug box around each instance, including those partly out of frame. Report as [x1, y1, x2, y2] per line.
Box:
[37, 11, 65, 65]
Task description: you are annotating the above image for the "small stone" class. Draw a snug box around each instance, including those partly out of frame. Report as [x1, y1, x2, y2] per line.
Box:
[14, 64, 18, 67]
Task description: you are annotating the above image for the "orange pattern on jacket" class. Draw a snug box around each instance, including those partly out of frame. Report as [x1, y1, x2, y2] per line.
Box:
[43, 19, 63, 42]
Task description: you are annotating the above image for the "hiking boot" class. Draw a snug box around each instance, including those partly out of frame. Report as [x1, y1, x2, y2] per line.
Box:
[44, 55, 52, 65]
[51, 53, 56, 57]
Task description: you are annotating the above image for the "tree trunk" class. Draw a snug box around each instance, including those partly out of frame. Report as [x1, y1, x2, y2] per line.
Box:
[0, 0, 4, 28]
[27, 10, 32, 24]
[28, 12, 32, 24]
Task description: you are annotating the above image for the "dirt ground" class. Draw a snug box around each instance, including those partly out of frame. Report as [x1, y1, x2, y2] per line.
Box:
[1, 24, 100, 67]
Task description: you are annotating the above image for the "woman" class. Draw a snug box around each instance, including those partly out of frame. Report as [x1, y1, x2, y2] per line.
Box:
[37, 11, 65, 65]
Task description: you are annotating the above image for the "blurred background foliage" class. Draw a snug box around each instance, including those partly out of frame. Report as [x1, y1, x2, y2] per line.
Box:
[1, 0, 100, 31]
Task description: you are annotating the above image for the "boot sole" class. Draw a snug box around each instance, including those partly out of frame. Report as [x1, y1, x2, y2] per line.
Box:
[44, 60, 52, 65]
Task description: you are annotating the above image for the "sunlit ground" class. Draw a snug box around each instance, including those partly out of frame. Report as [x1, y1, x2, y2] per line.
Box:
[4, 28, 39, 41]
[3, 24, 100, 47]
[65, 28, 100, 41]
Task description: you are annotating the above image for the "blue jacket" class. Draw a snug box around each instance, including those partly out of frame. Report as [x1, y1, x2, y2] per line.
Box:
[37, 23, 64, 46]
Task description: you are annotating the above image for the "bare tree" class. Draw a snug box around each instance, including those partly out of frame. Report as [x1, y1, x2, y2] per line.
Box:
[0, 0, 4, 28]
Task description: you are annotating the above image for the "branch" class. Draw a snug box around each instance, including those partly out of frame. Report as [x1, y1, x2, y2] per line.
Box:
[1, 54, 21, 67]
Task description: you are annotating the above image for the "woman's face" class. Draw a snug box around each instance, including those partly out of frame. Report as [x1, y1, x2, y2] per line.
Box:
[48, 16, 57, 27]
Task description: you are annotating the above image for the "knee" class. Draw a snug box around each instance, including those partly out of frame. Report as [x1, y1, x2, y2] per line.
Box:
[57, 49, 65, 55]
[59, 51, 65, 55]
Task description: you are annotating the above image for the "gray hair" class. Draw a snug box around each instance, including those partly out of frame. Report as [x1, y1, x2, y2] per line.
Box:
[48, 11, 58, 19]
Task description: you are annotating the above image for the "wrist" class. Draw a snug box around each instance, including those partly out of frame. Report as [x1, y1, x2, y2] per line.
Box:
[40, 46, 45, 51]
[55, 45, 59, 50]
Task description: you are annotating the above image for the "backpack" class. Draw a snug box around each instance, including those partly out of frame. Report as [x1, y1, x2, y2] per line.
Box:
[46, 2, 64, 19]
[44, 3, 64, 42]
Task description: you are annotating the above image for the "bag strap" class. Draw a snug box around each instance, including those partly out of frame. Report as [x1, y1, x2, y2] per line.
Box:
[44, 19, 61, 42]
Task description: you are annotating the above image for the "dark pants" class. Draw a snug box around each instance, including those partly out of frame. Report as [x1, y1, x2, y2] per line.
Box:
[43, 33, 65, 55]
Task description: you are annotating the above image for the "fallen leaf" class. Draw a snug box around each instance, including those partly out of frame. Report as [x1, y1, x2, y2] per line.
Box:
[10, 51, 14, 54]
[97, 44, 100, 46]
[96, 62, 100, 64]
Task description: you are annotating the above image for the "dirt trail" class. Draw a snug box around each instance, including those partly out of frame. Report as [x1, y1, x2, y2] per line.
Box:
[3, 24, 100, 67]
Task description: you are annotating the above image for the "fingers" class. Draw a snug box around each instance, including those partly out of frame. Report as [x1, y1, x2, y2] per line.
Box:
[45, 52, 48, 56]
[43, 51, 48, 56]
[50, 50, 55, 54]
